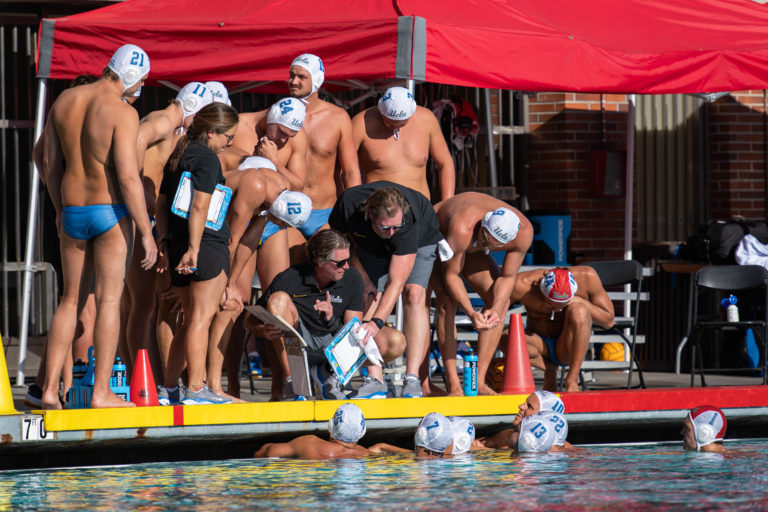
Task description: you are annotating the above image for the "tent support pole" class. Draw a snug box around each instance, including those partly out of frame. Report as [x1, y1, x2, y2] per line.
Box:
[16, 77, 47, 386]
[623, 94, 636, 262]
[484, 89, 498, 188]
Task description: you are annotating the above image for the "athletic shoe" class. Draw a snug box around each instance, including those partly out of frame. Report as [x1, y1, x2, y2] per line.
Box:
[248, 354, 263, 378]
[24, 384, 64, 408]
[348, 376, 388, 399]
[24, 384, 42, 408]
[157, 386, 183, 406]
[402, 373, 423, 398]
[182, 385, 231, 405]
[311, 364, 345, 400]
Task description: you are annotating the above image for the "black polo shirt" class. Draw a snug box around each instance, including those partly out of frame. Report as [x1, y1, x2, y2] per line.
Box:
[328, 181, 442, 258]
[159, 140, 230, 245]
[259, 263, 364, 336]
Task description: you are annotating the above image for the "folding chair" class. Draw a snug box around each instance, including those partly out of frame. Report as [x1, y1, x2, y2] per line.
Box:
[689, 265, 768, 386]
[583, 260, 646, 389]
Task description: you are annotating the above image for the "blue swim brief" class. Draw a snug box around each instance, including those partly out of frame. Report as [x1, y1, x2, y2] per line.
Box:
[62, 204, 129, 240]
[297, 208, 332, 238]
[541, 335, 565, 367]
[259, 220, 283, 246]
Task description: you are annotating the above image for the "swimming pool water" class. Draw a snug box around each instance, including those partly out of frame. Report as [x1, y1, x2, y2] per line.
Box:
[2, 440, 767, 511]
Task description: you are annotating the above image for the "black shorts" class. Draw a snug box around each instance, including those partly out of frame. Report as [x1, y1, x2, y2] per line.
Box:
[169, 240, 229, 287]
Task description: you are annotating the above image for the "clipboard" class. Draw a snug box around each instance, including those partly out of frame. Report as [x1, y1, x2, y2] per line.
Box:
[244, 305, 312, 397]
[244, 305, 306, 344]
[171, 171, 232, 231]
[324, 317, 367, 386]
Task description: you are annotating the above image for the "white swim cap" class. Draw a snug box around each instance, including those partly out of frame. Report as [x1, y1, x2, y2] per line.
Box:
[537, 410, 568, 447]
[481, 208, 520, 244]
[448, 417, 475, 455]
[269, 190, 312, 227]
[534, 390, 565, 414]
[267, 97, 306, 132]
[378, 86, 416, 121]
[328, 403, 366, 443]
[108, 44, 150, 94]
[540, 268, 578, 303]
[205, 81, 231, 106]
[176, 82, 214, 122]
[518, 413, 559, 452]
[414, 412, 453, 454]
[688, 406, 727, 451]
[290, 53, 325, 98]
[238, 156, 277, 172]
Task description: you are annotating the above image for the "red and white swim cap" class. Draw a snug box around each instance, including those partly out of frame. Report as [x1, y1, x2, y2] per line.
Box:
[540, 269, 577, 303]
[689, 405, 727, 450]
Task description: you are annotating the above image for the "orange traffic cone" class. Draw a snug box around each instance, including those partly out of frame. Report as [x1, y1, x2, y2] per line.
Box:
[129, 349, 159, 406]
[500, 313, 535, 395]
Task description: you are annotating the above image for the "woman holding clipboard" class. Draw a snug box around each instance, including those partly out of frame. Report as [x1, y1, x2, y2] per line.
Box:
[156, 102, 238, 405]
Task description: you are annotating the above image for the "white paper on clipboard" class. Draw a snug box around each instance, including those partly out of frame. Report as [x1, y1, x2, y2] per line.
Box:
[324, 318, 366, 385]
[171, 171, 232, 231]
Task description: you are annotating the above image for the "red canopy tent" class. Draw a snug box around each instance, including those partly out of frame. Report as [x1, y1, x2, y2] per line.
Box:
[36, 0, 768, 94]
[19, 0, 768, 384]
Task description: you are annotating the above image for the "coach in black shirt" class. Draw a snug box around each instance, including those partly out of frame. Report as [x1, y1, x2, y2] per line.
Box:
[260, 229, 405, 400]
[328, 182, 442, 398]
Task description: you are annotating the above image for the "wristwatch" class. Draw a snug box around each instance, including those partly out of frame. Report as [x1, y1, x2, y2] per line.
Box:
[369, 317, 385, 329]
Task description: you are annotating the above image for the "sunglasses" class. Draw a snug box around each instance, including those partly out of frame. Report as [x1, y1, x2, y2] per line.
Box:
[377, 223, 404, 232]
[328, 258, 350, 268]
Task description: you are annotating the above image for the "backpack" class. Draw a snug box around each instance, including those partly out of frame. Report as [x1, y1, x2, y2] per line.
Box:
[685, 218, 768, 264]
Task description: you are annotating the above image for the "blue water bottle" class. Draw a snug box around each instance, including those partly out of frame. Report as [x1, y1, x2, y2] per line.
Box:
[113, 357, 127, 387]
[463, 348, 478, 396]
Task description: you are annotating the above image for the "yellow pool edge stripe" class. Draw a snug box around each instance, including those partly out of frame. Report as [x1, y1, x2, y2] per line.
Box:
[41, 395, 529, 432]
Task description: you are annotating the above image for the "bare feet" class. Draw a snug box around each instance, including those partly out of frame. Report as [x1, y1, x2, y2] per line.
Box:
[421, 379, 448, 397]
[90, 389, 136, 408]
[41, 393, 63, 411]
[563, 381, 580, 393]
[478, 383, 498, 396]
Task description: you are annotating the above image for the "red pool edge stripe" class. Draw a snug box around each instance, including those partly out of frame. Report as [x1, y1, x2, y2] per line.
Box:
[173, 405, 184, 426]
[561, 385, 768, 413]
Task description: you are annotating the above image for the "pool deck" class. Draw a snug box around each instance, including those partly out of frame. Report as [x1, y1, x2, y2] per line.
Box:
[1, 367, 767, 469]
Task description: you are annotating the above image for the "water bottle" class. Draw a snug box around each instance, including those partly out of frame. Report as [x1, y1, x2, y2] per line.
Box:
[721, 294, 739, 322]
[463, 348, 478, 396]
[114, 357, 127, 387]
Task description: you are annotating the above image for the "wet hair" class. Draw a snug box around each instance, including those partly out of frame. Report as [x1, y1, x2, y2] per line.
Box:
[307, 229, 350, 266]
[167, 102, 239, 173]
[69, 75, 98, 88]
[101, 67, 120, 81]
[361, 187, 410, 221]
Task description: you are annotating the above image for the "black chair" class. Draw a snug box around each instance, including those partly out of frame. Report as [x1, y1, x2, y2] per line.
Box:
[689, 265, 768, 386]
[584, 260, 646, 389]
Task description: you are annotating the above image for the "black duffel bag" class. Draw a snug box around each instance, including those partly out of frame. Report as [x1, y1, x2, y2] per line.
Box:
[684, 217, 768, 264]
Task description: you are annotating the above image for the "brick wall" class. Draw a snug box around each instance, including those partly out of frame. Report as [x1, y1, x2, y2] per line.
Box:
[707, 91, 767, 220]
[528, 93, 630, 262]
[526, 91, 767, 263]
